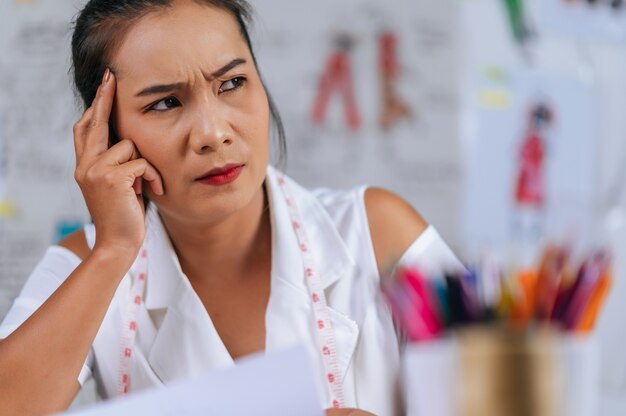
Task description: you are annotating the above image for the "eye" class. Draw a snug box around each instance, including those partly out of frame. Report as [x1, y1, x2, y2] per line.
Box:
[149, 96, 181, 112]
[219, 77, 246, 93]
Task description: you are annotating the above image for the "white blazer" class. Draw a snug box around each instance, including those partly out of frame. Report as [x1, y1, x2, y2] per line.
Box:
[0, 166, 462, 415]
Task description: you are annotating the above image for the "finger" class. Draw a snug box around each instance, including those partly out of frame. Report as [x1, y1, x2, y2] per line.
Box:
[133, 177, 142, 195]
[96, 139, 141, 167]
[84, 69, 117, 157]
[142, 163, 165, 196]
[138, 163, 164, 196]
[73, 106, 95, 160]
[120, 159, 164, 196]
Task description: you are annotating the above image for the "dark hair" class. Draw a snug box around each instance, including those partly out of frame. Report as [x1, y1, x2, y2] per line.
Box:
[70, 0, 286, 165]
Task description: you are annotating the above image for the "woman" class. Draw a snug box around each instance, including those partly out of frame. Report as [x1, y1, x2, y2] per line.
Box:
[0, 0, 461, 414]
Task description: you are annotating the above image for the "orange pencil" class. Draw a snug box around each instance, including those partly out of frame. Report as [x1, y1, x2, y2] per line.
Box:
[576, 268, 612, 333]
[510, 269, 538, 327]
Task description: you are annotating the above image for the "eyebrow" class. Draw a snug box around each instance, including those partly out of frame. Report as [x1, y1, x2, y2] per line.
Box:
[134, 58, 248, 98]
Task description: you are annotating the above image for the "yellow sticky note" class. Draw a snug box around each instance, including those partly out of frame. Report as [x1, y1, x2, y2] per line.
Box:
[479, 89, 511, 109]
[0, 200, 18, 218]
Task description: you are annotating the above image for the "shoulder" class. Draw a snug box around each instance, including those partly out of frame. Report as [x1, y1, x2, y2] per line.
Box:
[57, 229, 91, 261]
[364, 187, 428, 274]
[309, 185, 428, 274]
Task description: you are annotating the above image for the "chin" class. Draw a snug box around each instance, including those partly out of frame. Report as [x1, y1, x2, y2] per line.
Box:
[166, 185, 262, 225]
[156, 163, 266, 223]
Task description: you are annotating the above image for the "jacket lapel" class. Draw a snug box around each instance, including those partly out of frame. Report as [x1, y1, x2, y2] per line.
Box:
[264, 167, 360, 386]
[142, 204, 234, 384]
[146, 278, 234, 383]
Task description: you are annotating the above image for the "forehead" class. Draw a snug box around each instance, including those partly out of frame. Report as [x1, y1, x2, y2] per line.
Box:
[111, 1, 249, 82]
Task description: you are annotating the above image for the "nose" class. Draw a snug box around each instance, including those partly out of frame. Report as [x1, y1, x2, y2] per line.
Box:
[189, 101, 233, 154]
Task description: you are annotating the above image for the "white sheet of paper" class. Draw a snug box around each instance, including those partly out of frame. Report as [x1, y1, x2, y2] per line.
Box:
[67, 346, 324, 416]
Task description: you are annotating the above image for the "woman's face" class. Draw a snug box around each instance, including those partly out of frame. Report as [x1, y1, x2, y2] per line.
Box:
[110, 0, 270, 224]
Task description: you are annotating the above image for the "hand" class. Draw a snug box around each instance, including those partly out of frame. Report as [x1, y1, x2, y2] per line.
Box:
[325, 408, 376, 416]
[73, 69, 164, 258]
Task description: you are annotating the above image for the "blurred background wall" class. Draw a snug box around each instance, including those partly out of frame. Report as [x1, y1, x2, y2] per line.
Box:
[1, 0, 626, 412]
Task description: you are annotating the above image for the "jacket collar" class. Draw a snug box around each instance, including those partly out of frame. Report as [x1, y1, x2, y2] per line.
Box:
[265, 165, 355, 294]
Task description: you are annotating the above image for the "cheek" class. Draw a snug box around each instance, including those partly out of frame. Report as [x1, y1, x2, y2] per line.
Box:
[113, 112, 177, 171]
[241, 86, 270, 146]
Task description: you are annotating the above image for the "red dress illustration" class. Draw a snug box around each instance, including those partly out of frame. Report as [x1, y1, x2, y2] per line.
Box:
[514, 103, 554, 208]
[515, 131, 545, 206]
[311, 34, 361, 131]
[378, 30, 411, 131]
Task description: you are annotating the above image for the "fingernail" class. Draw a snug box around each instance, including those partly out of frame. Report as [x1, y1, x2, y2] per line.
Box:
[103, 68, 111, 84]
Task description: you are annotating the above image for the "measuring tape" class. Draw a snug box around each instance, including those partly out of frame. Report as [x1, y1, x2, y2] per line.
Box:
[117, 174, 346, 408]
[275, 173, 345, 408]
[117, 247, 147, 396]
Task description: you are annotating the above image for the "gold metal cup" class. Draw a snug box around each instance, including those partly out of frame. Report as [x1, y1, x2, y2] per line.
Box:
[457, 326, 564, 416]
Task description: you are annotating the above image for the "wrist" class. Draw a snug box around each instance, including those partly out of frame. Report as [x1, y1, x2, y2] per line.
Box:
[90, 243, 139, 269]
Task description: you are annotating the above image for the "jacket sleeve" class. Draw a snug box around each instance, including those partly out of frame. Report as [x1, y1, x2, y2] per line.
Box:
[395, 225, 465, 275]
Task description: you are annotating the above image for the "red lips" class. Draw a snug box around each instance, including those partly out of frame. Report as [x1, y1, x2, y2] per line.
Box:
[195, 164, 243, 186]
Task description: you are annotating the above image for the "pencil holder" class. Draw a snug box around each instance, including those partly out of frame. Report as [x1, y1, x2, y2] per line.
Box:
[457, 326, 563, 416]
[402, 326, 598, 416]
